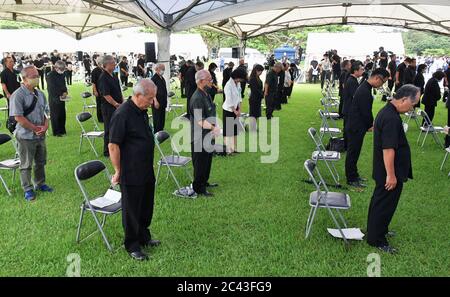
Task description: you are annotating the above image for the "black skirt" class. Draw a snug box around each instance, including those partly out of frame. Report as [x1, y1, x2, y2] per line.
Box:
[223, 109, 239, 137]
[249, 96, 262, 118]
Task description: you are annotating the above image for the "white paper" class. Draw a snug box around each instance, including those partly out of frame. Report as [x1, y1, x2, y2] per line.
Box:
[0, 158, 20, 167]
[89, 189, 121, 208]
[327, 228, 365, 240]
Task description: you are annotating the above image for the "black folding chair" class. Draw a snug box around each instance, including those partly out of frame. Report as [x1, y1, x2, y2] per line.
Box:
[0, 134, 20, 196]
[417, 110, 444, 148]
[76, 112, 104, 157]
[74, 160, 121, 252]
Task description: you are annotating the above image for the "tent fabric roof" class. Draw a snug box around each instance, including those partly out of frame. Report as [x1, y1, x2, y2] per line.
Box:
[0, 1, 449, 39]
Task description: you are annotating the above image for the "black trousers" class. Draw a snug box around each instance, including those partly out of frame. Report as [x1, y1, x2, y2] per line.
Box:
[265, 94, 275, 119]
[102, 103, 115, 156]
[345, 129, 367, 182]
[321, 70, 331, 89]
[191, 142, 213, 194]
[423, 104, 436, 124]
[49, 98, 66, 136]
[39, 71, 45, 90]
[343, 116, 348, 150]
[241, 81, 246, 98]
[152, 106, 166, 133]
[186, 85, 196, 117]
[96, 97, 104, 123]
[121, 75, 128, 86]
[120, 180, 155, 253]
[367, 181, 403, 247]
[66, 71, 72, 85]
[180, 79, 185, 96]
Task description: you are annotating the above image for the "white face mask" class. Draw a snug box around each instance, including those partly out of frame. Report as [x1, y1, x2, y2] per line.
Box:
[160, 70, 165, 76]
[28, 78, 40, 88]
[56, 69, 65, 75]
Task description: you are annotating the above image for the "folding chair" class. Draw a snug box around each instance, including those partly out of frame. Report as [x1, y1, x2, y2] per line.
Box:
[76, 112, 104, 157]
[0, 134, 20, 196]
[81, 91, 97, 114]
[417, 110, 444, 148]
[320, 98, 340, 120]
[0, 95, 8, 122]
[154, 130, 193, 190]
[167, 91, 184, 119]
[440, 146, 450, 171]
[74, 160, 121, 252]
[319, 110, 341, 140]
[403, 108, 421, 130]
[308, 127, 341, 187]
[304, 159, 351, 245]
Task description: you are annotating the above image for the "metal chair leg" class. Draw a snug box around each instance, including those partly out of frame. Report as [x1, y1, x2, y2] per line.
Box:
[440, 151, 449, 171]
[76, 207, 85, 243]
[0, 174, 12, 196]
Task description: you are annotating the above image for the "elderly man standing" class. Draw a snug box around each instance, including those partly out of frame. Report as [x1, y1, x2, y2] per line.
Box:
[109, 79, 161, 261]
[98, 55, 123, 157]
[46, 60, 68, 137]
[1, 56, 21, 111]
[190, 69, 221, 197]
[151, 63, 167, 133]
[10, 65, 53, 201]
[264, 62, 282, 120]
[367, 85, 420, 254]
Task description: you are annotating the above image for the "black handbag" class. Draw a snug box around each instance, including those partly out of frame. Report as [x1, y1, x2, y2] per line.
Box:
[326, 137, 345, 152]
[6, 90, 39, 134]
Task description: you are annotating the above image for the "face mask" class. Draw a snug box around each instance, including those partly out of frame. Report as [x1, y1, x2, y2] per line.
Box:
[56, 70, 65, 75]
[160, 70, 165, 76]
[29, 78, 40, 87]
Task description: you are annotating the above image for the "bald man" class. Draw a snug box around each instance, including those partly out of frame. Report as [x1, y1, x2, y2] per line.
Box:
[109, 79, 161, 261]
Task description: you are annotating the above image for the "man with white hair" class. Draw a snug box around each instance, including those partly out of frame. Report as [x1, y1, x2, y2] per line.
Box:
[10, 65, 53, 201]
[46, 60, 68, 136]
[151, 63, 167, 132]
[190, 69, 221, 197]
[98, 55, 123, 157]
[109, 79, 161, 261]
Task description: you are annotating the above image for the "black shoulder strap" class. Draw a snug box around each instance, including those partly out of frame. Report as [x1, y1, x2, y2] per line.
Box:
[23, 90, 39, 117]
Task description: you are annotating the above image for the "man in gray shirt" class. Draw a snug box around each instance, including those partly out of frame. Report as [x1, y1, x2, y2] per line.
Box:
[9, 65, 53, 201]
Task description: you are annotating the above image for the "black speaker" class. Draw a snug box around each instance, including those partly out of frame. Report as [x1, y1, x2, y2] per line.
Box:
[232, 47, 240, 59]
[145, 42, 156, 63]
[77, 51, 83, 61]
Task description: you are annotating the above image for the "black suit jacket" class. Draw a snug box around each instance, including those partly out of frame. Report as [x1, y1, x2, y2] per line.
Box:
[151, 73, 167, 108]
[342, 75, 359, 116]
[422, 78, 441, 107]
[347, 80, 374, 131]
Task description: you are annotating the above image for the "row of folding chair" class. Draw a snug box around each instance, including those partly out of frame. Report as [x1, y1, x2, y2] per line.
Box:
[0, 134, 20, 196]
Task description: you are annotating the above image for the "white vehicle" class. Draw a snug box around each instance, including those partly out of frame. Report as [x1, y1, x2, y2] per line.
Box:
[216, 47, 266, 70]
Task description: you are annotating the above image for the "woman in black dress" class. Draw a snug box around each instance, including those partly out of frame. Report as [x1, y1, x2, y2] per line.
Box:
[208, 63, 219, 101]
[422, 71, 446, 124]
[413, 64, 426, 108]
[248, 64, 264, 132]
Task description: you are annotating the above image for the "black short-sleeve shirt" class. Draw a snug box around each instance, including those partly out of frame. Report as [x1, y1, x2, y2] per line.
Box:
[388, 61, 397, 79]
[373, 102, 412, 184]
[98, 71, 123, 105]
[189, 88, 216, 144]
[91, 67, 103, 86]
[1, 68, 21, 96]
[379, 51, 388, 68]
[265, 70, 278, 95]
[109, 99, 155, 185]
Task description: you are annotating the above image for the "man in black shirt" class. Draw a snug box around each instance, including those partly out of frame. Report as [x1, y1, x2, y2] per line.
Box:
[378, 47, 389, 69]
[179, 59, 189, 98]
[109, 78, 160, 261]
[264, 62, 282, 119]
[137, 55, 146, 78]
[91, 58, 104, 123]
[1, 56, 21, 108]
[33, 54, 45, 90]
[222, 61, 234, 101]
[185, 61, 204, 118]
[395, 57, 411, 90]
[190, 70, 220, 197]
[403, 58, 417, 85]
[342, 61, 364, 149]
[386, 54, 397, 101]
[46, 60, 68, 136]
[119, 56, 129, 86]
[151, 63, 167, 132]
[83, 55, 92, 82]
[345, 68, 390, 187]
[367, 85, 419, 254]
[237, 58, 248, 98]
[98, 55, 123, 157]
[338, 60, 351, 117]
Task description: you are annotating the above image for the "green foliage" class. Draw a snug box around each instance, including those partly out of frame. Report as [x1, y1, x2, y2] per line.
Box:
[403, 31, 450, 56]
[0, 20, 44, 29]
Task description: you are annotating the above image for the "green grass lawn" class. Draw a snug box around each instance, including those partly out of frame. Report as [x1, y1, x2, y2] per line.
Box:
[0, 81, 449, 277]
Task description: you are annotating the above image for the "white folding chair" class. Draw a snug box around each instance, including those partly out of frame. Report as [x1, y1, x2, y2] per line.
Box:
[320, 98, 340, 120]
[0, 134, 20, 196]
[304, 159, 351, 245]
[319, 110, 341, 140]
[417, 110, 444, 148]
[308, 127, 341, 187]
[0, 95, 8, 122]
[81, 91, 97, 114]
[76, 112, 104, 157]
[167, 91, 184, 119]
[74, 160, 121, 252]
[403, 108, 421, 130]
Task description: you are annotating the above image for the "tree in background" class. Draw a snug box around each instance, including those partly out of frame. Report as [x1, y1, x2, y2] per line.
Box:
[403, 31, 450, 56]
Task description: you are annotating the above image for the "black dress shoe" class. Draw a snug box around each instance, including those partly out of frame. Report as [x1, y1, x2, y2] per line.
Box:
[358, 176, 368, 182]
[377, 245, 398, 254]
[207, 182, 219, 188]
[347, 180, 367, 188]
[386, 230, 396, 238]
[129, 250, 149, 261]
[198, 191, 214, 197]
[142, 239, 161, 248]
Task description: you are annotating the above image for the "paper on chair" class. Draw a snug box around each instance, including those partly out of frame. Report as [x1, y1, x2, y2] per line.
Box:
[0, 158, 20, 167]
[89, 189, 121, 208]
[327, 228, 365, 240]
